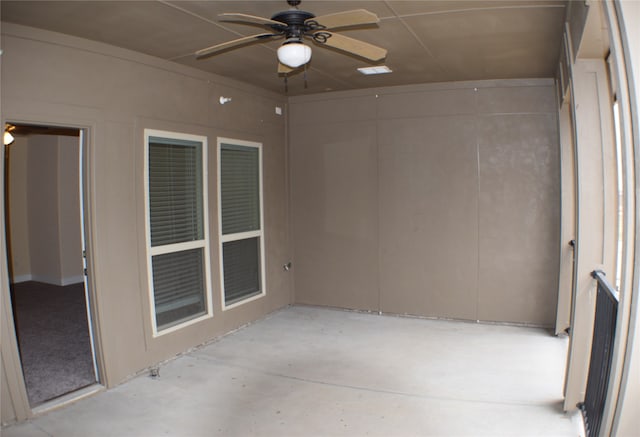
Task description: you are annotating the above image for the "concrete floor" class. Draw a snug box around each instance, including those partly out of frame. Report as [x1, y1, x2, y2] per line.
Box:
[3, 306, 582, 436]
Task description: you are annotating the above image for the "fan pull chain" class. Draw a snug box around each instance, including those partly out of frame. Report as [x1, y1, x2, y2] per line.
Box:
[304, 65, 308, 89]
[284, 75, 288, 93]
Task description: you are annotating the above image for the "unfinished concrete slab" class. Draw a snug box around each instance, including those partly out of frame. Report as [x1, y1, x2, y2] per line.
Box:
[2, 306, 579, 436]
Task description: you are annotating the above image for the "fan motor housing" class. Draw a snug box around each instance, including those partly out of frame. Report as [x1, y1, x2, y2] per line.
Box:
[270, 10, 315, 27]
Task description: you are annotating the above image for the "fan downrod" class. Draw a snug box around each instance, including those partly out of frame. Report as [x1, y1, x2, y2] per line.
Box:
[287, 0, 301, 7]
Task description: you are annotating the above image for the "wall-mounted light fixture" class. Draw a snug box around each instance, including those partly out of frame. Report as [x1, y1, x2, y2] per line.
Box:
[219, 96, 232, 105]
[4, 124, 15, 146]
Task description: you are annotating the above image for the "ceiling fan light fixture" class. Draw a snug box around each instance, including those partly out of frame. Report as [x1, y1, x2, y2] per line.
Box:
[277, 42, 311, 68]
[4, 131, 15, 146]
[4, 124, 15, 146]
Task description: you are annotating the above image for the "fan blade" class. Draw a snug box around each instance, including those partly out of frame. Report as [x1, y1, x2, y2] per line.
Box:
[219, 13, 283, 27]
[277, 62, 304, 74]
[196, 33, 276, 58]
[278, 63, 295, 74]
[313, 32, 387, 62]
[308, 9, 379, 30]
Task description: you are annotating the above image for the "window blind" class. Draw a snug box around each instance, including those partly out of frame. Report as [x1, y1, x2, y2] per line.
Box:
[220, 144, 260, 235]
[222, 237, 261, 304]
[146, 132, 209, 333]
[149, 138, 203, 246]
[152, 248, 206, 329]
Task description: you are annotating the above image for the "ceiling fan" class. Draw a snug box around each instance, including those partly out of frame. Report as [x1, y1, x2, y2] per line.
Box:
[195, 0, 387, 74]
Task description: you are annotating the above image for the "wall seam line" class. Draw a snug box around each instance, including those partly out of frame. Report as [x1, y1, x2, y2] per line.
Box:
[474, 88, 481, 322]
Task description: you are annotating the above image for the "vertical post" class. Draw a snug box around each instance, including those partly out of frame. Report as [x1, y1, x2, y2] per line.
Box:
[555, 97, 577, 335]
[564, 58, 618, 411]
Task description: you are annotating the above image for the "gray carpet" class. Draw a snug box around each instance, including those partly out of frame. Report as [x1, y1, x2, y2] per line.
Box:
[12, 281, 97, 406]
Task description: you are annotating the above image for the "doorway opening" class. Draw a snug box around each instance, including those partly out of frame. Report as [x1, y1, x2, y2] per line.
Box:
[4, 122, 99, 407]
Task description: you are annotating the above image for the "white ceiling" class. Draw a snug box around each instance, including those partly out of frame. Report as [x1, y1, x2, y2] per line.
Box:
[0, 1, 568, 96]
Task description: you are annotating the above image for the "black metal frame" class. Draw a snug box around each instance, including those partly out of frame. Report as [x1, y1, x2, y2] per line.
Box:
[579, 270, 618, 437]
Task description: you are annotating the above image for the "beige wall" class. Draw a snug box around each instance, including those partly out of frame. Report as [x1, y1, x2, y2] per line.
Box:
[558, 0, 640, 424]
[57, 135, 83, 285]
[567, 0, 589, 62]
[290, 101, 379, 311]
[0, 359, 16, 424]
[7, 137, 30, 280]
[290, 80, 560, 326]
[613, 1, 640, 435]
[26, 135, 63, 284]
[1, 22, 290, 422]
[8, 134, 83, 285]
[562, 58, 618, 411]
[560, 0, 619, 412]
[555, 96, 576, 334]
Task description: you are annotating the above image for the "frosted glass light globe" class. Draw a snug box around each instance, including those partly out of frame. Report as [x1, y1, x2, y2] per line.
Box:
[277, 43, 312, 68]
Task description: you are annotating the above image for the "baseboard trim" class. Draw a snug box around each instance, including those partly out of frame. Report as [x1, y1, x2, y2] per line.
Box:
[12, 274, 33, 283]
[60, 276, 85, 286]
[12, 274, 85, 286]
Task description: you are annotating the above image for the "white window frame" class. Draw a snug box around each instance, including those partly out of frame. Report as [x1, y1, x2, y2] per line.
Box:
[217, 137, 266, 310]
[144, 129, 213, 336]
